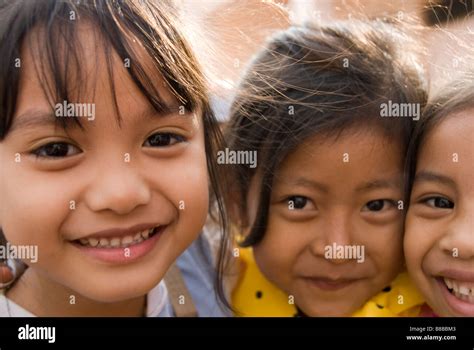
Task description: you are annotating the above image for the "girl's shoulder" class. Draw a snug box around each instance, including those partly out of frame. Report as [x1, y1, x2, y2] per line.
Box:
[167, 228, 232, 317]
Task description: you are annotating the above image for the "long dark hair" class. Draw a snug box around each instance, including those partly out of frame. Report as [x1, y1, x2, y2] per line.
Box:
[226, 19, 428, 246]
[0, 0, 230, 307]
[405, 75, 474, 203]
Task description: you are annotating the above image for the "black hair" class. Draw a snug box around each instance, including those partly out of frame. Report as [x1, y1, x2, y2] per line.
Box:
[423, 0, 473, 26]
[226, 19, 428, 246]
[406, 75, 474, 201]
[0, 0, 230, 308]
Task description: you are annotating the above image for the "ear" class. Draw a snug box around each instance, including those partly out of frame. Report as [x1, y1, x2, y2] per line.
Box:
[0, 264, 14, 288]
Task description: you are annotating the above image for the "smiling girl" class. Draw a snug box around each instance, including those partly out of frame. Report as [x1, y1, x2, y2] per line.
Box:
[227, 19, 427, 316]
[405, 77, 474, 317]
[0, 0, 228, 316]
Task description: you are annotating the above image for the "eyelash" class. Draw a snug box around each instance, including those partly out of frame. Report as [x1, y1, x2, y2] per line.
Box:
[31, 142, 81, 159]
[362, 199, 397, 212]
[421, 196, 455, 209]
[285, 195, 315, 210]
[143, 132, 186, 147]
[283, 197, 397, 212]
[30, 132, 186, 159]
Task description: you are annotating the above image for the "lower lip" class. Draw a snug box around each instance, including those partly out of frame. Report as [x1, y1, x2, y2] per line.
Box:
[437, 278, 474, 316]
[303, 277, 358, 291]
[71, 227, 164, 264]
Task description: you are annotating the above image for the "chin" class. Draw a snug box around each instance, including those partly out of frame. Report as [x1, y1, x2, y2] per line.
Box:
[71, 262, 168, 302]
[299, 302, 356, 317]
[65, 275, 157, 304]
[79, 285, 148, 303]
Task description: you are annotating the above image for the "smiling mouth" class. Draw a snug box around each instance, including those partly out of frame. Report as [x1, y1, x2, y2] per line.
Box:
[441, 277, 474, 303]
[74, 226, 162, 249]
[303, 277, 360, 291]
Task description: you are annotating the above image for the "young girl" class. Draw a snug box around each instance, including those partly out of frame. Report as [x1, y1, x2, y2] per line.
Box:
[0, 0, 229, 316]
[405, 77, 474, 317]
[226, 19, 427, 316]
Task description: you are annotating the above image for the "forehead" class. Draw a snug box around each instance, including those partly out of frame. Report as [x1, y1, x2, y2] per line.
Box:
[418, 110, 474, 168]
[277, 128, 402, 177]
[13, 22, 182, 129]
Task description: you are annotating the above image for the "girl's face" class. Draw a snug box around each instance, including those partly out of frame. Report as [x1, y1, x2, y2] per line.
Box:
[250, 129, 405, 316]
[405, 111, 474, 316]
[0, 27, 209, 303]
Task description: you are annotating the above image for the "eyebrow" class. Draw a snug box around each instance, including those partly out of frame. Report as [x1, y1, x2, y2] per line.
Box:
[9, 110, 76, 133]
[136, 105, 191, 121]
[284, 177, 401, 193]
[9, 105, 192, 133]
[355, 178, 401, 192]
[413, 171, 457, 189]
[136, 106, 199, 131]
[286, 177, 329, 193]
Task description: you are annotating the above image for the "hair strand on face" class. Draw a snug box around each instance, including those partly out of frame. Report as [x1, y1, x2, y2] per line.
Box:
[225, 18, 428, 247]
[0, 0, 231, 309]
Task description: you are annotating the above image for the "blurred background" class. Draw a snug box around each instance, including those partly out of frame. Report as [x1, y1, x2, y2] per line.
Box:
[174, 0, 473, 121]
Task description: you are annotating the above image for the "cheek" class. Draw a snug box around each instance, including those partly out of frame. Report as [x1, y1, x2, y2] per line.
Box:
[158, 159, 209, 207]
[253, 216, 304, 289]
[404, 213, 434, 274]
[360, 221, 404, 275]
[150, 143, 210, 241]
[253, 239, 290, 290]
[1, 164, 73, 249]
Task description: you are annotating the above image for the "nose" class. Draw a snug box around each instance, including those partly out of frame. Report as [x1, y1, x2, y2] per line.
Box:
[84, 161, 151, 215]
[309, 208, 353, 263]
[438, 206, 474, 260]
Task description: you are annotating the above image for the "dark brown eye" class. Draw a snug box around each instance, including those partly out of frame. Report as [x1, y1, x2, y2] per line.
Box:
[288, 196, 308, 209]
[366, 199, 385, 211]
[425, 197, 454, 209]
[33, 142, 80, 158]
[144, 133, 185, 147]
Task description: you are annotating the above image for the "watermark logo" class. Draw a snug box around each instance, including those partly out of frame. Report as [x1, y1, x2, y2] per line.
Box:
[18, 324, 55, 343]
[0, 243, 38, 263]
[55, 101, 95, 121]
[380, 100, 420, 121]
[324, 243, 365, 263]
[217, 148, 257, 168]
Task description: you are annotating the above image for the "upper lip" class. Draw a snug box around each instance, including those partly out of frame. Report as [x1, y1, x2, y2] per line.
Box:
[73, 223, 162, 241]
[437, 269, 474, 283]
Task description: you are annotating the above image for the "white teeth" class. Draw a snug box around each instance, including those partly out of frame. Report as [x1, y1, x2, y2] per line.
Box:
[141, 230, 150, 239]
[78, 226, 161, 248]
[89, 238, 99, 247]
[99, 238, 110, 247]
[121, 235, 134, 246]
[443, 278, 474, 298]
[452, 290, 474, 303]
[110, 238, 121, 248]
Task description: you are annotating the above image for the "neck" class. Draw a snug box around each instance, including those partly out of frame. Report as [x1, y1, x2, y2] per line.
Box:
[6, 268, 146, 317]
